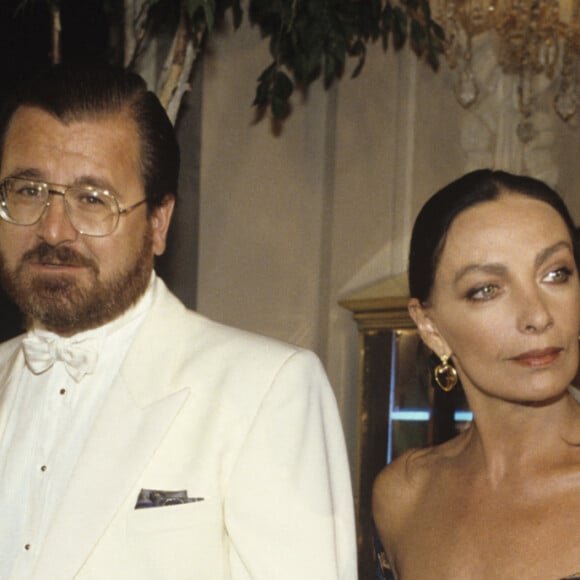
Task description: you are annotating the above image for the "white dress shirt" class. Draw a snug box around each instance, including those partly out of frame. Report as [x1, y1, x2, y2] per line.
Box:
[0, 275, 157, 579]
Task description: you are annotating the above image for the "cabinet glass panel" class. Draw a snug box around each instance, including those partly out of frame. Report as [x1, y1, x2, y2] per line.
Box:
[388, 329, 473, 463]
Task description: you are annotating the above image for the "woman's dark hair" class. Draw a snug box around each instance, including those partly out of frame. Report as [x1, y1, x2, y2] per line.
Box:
[409, 169, 579, 303]
[0, 64, 179, 211]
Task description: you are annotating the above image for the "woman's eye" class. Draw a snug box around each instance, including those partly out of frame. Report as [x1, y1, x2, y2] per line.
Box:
[543, 267, 573, 283]
[467, 284, 498, 301]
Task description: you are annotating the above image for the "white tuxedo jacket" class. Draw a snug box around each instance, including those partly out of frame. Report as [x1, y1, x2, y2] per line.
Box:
[0, 280, 357, 579]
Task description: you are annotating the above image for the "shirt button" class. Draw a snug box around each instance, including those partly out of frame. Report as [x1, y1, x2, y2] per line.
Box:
[24, 544, 31, 551]
[40, 465, 47, 472]
[59, 388, 66, 395]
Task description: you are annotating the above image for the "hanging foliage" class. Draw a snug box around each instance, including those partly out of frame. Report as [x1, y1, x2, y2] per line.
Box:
[246, 0, 444, 120]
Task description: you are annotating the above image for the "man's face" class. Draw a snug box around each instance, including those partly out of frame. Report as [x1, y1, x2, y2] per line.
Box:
[0, 106, 174, 336]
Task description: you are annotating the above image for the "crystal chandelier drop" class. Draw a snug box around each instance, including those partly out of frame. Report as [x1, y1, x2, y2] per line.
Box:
[433, 0, 580, 142]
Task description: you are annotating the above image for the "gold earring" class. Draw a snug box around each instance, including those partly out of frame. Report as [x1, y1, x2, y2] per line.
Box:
[434, 354, 458, 392]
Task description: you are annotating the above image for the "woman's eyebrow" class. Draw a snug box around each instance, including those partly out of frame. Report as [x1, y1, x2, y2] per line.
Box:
[453, 263, 506, 285]
[453, 241, 573, 285]
[534, 241, 573, 269]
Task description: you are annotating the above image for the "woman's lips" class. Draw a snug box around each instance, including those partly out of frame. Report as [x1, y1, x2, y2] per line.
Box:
[510, 347, 563, 367]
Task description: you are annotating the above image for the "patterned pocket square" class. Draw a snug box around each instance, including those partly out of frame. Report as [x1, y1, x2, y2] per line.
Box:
[135, 488, 204, 509]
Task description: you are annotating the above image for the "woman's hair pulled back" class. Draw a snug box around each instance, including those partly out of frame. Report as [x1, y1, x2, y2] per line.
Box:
[408, 169, 578, 303]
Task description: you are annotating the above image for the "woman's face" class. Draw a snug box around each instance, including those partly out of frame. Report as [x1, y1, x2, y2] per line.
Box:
[413, 192, 580, 404]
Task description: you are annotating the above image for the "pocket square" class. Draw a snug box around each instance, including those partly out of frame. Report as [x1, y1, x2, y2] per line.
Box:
[135, 488, 204, 509]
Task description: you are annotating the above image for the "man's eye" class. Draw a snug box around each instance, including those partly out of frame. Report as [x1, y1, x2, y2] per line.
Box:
[83, 195, 104, 205]
[75, 192, 107, 207]
[543, 267, 573, 283]
[15, 186, 43, 198]
[467, 284, 498, 301]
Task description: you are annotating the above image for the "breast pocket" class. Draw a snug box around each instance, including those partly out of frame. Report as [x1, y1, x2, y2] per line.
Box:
[107, 496, 226, 579]
[127, 496, 221, 534]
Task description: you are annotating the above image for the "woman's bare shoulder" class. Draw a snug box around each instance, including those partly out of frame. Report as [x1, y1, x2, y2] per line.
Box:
[372, 448, 433, 531]
[373, 447, 435, 510]
[372, 434, 470, 542]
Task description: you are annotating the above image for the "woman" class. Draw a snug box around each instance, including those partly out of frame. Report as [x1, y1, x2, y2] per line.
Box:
[372, 169, 580, 579]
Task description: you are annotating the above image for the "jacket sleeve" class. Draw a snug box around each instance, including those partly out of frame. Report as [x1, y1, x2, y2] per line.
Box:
[224, 349, 358, 579]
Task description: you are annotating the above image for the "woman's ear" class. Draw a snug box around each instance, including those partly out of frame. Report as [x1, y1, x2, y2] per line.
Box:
[408, 298, 450, 358]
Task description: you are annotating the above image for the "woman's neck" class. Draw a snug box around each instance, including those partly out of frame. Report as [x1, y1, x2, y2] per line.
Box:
[459, 390, 580, 486]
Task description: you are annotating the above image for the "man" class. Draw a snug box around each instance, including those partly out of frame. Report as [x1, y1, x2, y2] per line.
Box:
[0, 65, 357, 579]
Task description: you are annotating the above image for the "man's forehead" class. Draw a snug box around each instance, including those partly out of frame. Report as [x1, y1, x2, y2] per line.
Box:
[0, 106, 143, 196]
[2, 106, 140, 163]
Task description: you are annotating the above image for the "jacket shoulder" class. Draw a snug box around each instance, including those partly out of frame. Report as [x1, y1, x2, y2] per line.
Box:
[132, 279, 325, 404]
[154, 279, 308, 364]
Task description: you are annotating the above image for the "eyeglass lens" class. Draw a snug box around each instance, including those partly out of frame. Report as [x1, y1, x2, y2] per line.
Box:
[0, 179, 119, 236]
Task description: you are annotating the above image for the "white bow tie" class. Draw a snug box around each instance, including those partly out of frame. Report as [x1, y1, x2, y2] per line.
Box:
[22, 334, 100, 382]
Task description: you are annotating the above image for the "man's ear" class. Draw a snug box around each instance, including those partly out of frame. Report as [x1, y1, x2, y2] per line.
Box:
[408, 298, 450, 358]
[150, 194, 175, 256]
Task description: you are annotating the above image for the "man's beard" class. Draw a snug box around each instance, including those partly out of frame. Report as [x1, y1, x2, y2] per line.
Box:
[0, 228, 154, 335]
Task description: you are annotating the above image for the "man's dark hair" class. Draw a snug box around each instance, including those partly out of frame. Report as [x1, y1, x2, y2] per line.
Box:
[0, 64, 179, 210]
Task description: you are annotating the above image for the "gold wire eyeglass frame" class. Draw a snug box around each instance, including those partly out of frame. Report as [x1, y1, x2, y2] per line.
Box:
[0, 177, 147, 237]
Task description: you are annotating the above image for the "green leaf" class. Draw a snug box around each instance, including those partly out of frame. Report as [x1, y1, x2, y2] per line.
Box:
[392, 6, 408, 50]
[184, 0, 216, 31]
[271, 97, 290, 119]
[257, 61, 276, 83]
[253, 78, 270, 108]
[420, 0, 432, 19]
[381, 3, 393, 50]
[349, 38, 365, 57]
[253, 62, 276, 107]
[410, 18, 426, 55]
[350, 40, 367, 78]
[272, 70, 293, 100]
[232, 0, 243, 28]
[431, 20, 446, 43]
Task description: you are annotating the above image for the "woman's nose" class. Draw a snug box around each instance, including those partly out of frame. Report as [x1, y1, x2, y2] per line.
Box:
[517, 287, 554, 334]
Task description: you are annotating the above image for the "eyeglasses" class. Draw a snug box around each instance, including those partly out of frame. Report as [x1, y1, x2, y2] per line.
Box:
[0, 177, 147, 237]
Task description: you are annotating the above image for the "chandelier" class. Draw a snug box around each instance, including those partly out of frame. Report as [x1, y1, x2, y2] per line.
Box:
[433, 0, 580, 142]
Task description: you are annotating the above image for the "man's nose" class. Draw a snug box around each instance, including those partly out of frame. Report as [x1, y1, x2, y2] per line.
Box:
[37, 194, 78, 244]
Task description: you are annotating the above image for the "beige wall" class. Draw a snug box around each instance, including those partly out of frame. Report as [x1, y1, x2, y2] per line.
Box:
[196, 19, 580, 471]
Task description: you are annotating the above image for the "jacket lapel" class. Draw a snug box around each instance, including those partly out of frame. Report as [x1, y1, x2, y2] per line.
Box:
[31, 281, 192, 579]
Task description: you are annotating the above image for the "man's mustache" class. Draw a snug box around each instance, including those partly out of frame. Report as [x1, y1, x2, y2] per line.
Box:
[21, 243, 99, 273]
